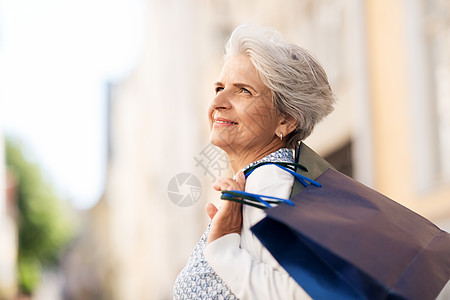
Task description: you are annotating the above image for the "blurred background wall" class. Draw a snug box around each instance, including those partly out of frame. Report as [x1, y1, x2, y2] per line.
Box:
[1, 0, 449, 299]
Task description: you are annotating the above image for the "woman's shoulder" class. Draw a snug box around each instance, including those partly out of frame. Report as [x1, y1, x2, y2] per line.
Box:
[245, 164, 294, 199]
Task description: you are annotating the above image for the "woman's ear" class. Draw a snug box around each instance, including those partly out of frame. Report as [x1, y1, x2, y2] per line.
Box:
[278, 115, 298, 136]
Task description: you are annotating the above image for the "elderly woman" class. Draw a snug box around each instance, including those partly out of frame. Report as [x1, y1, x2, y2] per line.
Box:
[174, 24, 335, 299]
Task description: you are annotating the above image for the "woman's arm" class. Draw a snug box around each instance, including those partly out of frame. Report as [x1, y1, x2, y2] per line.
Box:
[205, 165, 311, 299]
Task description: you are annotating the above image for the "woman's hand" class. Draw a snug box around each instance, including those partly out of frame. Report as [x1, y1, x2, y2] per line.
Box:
[206, 170, 246, 245]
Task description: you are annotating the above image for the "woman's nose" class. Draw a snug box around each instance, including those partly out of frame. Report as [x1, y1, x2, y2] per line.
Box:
[210, 89, 232, 111]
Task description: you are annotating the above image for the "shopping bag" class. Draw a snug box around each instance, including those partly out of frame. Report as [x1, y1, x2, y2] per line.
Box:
[250, 167, 450, 300]
[221, 144, 450, 299]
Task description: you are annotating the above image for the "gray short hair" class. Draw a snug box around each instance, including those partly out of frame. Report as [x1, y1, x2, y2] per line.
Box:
[224, 24, 336, 148]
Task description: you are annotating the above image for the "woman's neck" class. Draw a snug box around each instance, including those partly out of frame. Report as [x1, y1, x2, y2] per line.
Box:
[226, 141, 286, 174]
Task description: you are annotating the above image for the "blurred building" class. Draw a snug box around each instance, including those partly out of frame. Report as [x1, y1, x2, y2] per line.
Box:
[364, 0, 450, 226]
[62, 199, 114, 300]
[64, 0, 450, 299]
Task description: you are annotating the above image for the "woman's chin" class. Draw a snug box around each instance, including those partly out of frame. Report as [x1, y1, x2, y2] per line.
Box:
[209, 137, 225, 149]
[210, 136, 232, 151]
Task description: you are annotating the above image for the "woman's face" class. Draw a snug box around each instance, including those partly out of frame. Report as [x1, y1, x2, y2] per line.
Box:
[208, 55, 282, 157]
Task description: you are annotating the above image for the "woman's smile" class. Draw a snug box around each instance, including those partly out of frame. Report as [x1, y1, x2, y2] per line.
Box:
[213, 117, 239, 127]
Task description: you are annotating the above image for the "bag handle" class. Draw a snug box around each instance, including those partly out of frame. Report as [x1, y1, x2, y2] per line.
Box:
[244, 161, 308, 176]
[221, 190, 295, 209]
[221, 162, 322, 209]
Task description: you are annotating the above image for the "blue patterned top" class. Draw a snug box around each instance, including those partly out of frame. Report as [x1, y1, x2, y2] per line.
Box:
[173, 148, 294, 299]
[238, 148, 294, 175]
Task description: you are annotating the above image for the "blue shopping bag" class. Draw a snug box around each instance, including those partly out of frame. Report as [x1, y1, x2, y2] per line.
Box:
[222, 145, 450, 300]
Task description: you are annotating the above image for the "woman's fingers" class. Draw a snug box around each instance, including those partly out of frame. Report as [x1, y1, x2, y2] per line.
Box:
[235, 170, 245, 189]
[236, 170, 245, 187]
[213, 173, 246, 192]
[213, 179, 225, 191]
[206, 202, 218, 220]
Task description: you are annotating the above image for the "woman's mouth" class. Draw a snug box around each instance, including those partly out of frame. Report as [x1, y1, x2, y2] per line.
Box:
[213, 118, 238, 127]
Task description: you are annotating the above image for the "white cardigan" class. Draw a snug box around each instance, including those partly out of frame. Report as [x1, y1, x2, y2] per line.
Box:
[204, 164, 312, 300]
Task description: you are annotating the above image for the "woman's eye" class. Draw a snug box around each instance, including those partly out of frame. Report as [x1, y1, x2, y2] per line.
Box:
[242, 88, 252, 95]
[215, 87, 224, 94]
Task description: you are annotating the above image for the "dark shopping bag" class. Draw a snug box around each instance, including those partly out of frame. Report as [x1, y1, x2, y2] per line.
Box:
[221, 144, 450, 299]
[251, 167, 450, 300]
